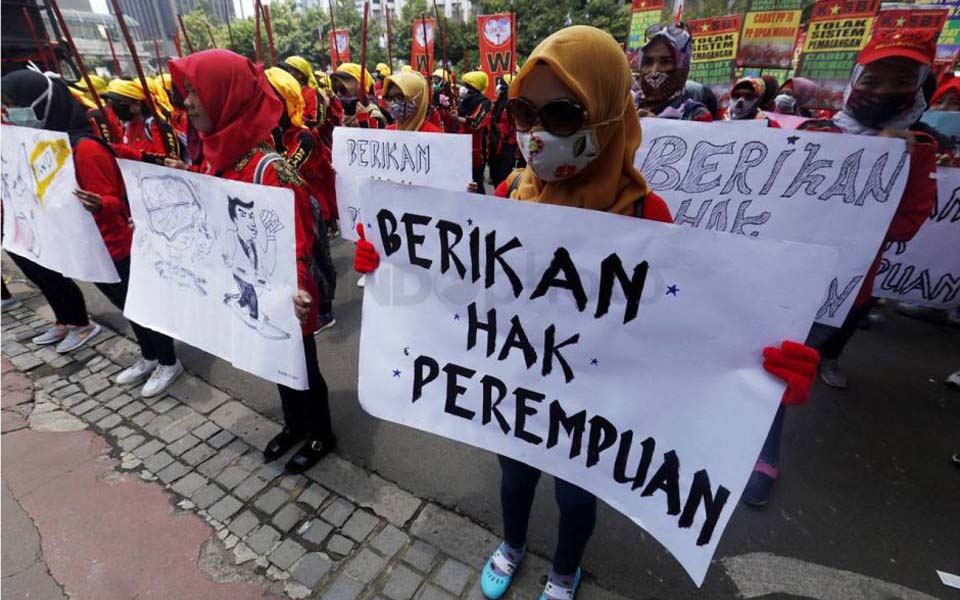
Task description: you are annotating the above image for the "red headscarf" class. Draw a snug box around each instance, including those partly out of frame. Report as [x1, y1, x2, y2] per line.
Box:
[168, 49, 282, 172]
[932, 76, 960, 106]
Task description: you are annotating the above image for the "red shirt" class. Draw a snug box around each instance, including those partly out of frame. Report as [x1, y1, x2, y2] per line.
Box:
[385, 120, 443, 133]
[74, 138, 132, 261]
[302, 87, 320, 127]
[281, 126, 334, 221]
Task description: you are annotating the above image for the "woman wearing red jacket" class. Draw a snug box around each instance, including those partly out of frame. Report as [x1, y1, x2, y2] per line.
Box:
[355, 26, 819, 600]
[448, 71, 493, 193]
[382, 70, 443, 133]
[742, 29, 942, 508]
[1, 69, 183, 397]
[169, 49, 336, 473]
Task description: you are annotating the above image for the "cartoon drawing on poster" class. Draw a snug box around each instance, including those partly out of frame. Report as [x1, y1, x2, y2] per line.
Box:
[875, 166, 960, 309]
[354, 179, 838, 586]
[414, 20, 435, 47]
[1, 125, 119, 283]
[634, 118, 910, 327]
[335, 31, 349, 54]
[120, 160, 306, 388]
[482, 15, 512, 45]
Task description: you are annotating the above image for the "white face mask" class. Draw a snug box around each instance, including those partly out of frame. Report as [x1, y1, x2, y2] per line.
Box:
[774, 93, 797, 114]
[516, 127, 599, 182]
[4, 75, 53, 129]
[459, 85, 471, 96]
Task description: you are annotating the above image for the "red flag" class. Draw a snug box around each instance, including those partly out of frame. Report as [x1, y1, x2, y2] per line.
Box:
[477, 13, 515, 99]
[329, 28, 351, 69]
[411, 18, 435, 77]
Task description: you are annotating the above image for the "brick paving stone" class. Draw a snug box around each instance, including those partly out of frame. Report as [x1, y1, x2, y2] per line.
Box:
[433, 559, 473, 595]
[156, 461, 190, 484]
[220, 438, 251, 461]
[301, 519, 334, 546]
[383, 564, 423, 600]
[291, 552, 333, 588]
[208, 495, 244, 522]
[325, 534, 355, 558]
[118, 401, 145, 418]
[53, 384, 81, 399]
[48, 355, 72, 369]
[342, 510, 381, 542]
[371, 525, 410, 557]
[402, 540, 440, 573]
[344, 548, 386, 584]
[142, 451, 175, 473]
[279, 474, 306, 491]
[96, 413, 122, 430]
[118, 434, 146, 452]
[163, 404, 193, 421]
[71, 399, 99, 416]
[234, 476, 270, 501]
[81, 376, 110, 395]
[150, 397, 177, 414]
[418, 585, 456, 600]
[257, 461, 286, 481]
[208, 429, 235, 449]
[166, 433, 201, 457]
[228, 510, 261, 538]
[11, 353, 43, 370]
[101, 364, 122, 378]
[324, 575, 364, 600]
[245, 524, 282, 555]
[216, 465, 251, 490]
[171, 472, 208, 497]
[273, 503, 307, 532]
[167, 375, 231, 414]
[104, 394, 134, 411]
[62, 393, 88, 408]
[131, 410, 157, 428]
[192, 420, 221, 440]
[321, 497, 355, 527]
[296, 484, 329, 510]
[158, 424, 189, 444]
[268, 538, 307, 570]
[181, 443, 216, 466]
[143, 414, 174, 436]
[109, 425, 135, 439]
[308, 456, 422, 528]
[83, 407, 111, 424]
[191, 482, 226, 509]
[132, 439, 164, 459]
[95, 387, 124, 403]
[255, 487, 289, 515]
[197, 452, 235, 478]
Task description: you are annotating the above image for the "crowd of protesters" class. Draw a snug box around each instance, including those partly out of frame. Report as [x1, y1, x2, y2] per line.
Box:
[2, 19, 958, 600]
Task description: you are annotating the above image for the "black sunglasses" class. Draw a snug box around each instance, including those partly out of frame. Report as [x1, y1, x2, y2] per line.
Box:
[506, 97, 587, 137]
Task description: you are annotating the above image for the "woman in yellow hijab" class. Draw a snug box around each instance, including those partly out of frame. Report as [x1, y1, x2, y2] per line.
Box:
[382, 71, 440, 132]
[283, 56, 321, 127]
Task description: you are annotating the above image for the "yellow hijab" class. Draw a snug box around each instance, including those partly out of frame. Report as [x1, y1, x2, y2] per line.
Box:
[265, 67, 305, 128]
[147, 77, 174, 116]
[383, 71, 429, 131]
[509, 25, 649, 216]
[285, 56, 319, 89]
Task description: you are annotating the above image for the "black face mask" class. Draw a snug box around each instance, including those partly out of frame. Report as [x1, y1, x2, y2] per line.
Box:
[845, 88, 915, 129]
[112, 102, 134, 122]
[341, 97, 358, 116]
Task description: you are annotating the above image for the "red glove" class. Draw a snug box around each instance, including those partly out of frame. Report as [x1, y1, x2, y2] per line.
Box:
[354, 223, 380, 274]
[762, 341, 819, 406]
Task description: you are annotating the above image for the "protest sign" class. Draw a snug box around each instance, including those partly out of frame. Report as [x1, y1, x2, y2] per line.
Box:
[1, 125, 119, 283]
[627, 0, 665, 69]
[737, 0, 803, 69]
[687, 15, 743, 105]
[768, 113, 810, 129]
[411, 18, 435, 78]
[883, 1, 955, 80]
[797, 0, 880, 110]
[634, 118, 910, 326]
[477, 13, 516, 100]
[355, 178, 837, 586]
[119, 160, 308, 389]
[332, 127, 472, 241]
[329, 28, 351, 69]
[875, 167, 960, 309]
[920, 111, 960, 148]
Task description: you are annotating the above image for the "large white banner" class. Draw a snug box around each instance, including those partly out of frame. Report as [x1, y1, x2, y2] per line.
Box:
[119, 160, 307, 389]
[332, 127, 472, 241]
[875, 166, 960, 309]
[1, 125, 119, 282]
[355, 179, 838, 585]
[635, 118, 911, 327]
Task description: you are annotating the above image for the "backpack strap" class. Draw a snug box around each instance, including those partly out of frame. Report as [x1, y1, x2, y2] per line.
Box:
[253, 152, 284, 185]
[633, 194, 646, 219]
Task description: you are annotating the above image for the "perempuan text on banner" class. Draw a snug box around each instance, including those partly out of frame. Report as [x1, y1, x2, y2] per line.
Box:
[634, 118, 911, 327]
[355, 179, 838, 585]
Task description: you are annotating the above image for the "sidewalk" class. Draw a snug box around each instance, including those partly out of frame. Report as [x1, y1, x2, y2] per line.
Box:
[1, 282, 627, 600]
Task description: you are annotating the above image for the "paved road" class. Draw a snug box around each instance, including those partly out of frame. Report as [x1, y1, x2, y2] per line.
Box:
[21, 239, 960, 599]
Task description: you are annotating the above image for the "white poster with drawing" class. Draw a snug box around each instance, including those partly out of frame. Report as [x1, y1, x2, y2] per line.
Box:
[1, 125, 119, 282]
[333, 127, 472, 241]
[635, 118, 910, 327]
[356, 179, 838, 586]
[119, 160, 307, 388]
[874, 166, 960, 309]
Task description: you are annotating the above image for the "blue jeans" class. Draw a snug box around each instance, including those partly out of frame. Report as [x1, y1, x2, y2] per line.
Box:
[758, 405, 785, 466]
[498, 455, 596, 575]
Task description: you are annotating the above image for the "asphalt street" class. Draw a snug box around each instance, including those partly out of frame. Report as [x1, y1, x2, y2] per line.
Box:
[41, 238, 960, 599]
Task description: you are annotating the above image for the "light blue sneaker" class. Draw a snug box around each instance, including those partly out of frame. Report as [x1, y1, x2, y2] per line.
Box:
[539, 567, 581, 600]
[480, 542, 524, 599]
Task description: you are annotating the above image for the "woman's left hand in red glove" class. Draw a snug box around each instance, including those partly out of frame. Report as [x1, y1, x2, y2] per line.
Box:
[762, 341, 820, 406]
[354, 223, 381, 274]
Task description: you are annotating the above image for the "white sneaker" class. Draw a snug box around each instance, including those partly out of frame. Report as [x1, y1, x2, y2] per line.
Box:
[141, 360, 184, 398]
[32, 324, 69, 346]
[357, 274, 366, 288]
[947, 370, 960, 391]
[116, 358, 159, 386]
[55, 322, 102, 353]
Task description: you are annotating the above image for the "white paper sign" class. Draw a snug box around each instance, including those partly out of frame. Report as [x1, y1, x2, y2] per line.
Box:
[874, 166, 960, 309]
[635, 118, 910, 327]
[332, 127, 472, 241]
[119, 160, 308, 388]
[355, 179, 838, 585]
[1, 125, 119, 282]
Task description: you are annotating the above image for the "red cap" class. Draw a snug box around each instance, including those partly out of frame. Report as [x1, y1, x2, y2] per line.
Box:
[858, 29, 937, 67]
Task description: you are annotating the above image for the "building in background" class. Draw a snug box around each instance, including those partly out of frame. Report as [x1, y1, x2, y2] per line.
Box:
[175, 0, 234, 25]
[57, 8, 154, 77]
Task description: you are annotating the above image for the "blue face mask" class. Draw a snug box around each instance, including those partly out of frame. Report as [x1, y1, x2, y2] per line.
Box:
[3, 74, 53, 129]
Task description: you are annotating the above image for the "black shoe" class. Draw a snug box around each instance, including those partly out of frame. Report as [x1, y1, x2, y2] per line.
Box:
[285, 437, 337, 474]
[264, 429, 305, 462]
